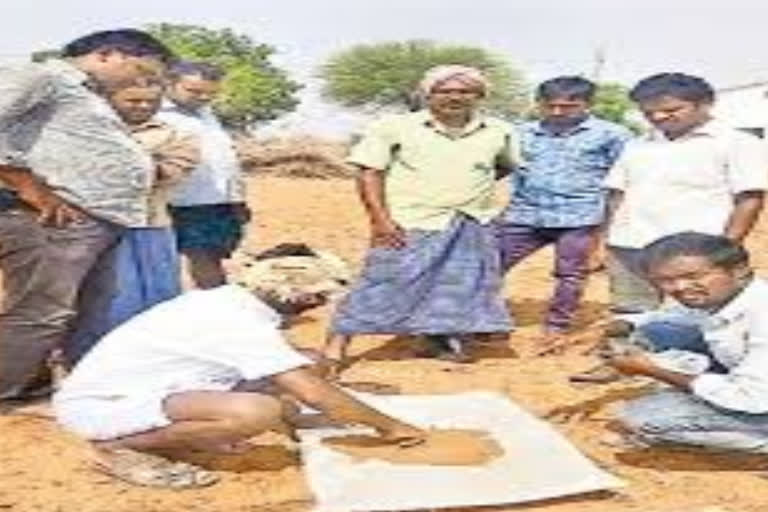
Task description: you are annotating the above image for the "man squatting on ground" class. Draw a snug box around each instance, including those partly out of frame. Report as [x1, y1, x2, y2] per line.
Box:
[0, 30, 173, 406]
[595, 232, 768, 453]
[323, 65, 518, 369]
[494, 76, 631, 354]
[66, 75, 201, 362]
[53, 276, 425, 489]
[160, 61, 251, 289]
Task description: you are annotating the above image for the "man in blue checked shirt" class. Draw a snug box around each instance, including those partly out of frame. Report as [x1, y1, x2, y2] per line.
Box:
[495, 76, 632, 354]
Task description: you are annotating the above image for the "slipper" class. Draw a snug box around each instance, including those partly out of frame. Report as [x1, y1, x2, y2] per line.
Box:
[94, 449, 219, 489]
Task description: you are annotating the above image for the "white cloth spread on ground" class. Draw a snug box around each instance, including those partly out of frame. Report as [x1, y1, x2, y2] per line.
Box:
[54, 285, 310, 439]
[300, 391, 623, 512]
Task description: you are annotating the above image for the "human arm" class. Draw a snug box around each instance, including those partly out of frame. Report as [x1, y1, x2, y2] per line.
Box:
[347, 117, 406, 248]
[606, 351, 695, 389]
[724, 191, 764, 242]
[0, 65, 85, 226]
[273, 368, 425, 444]
[723, 132, 768, 241]
[494, 131, 521, 181]
[357, 167, 406, 248]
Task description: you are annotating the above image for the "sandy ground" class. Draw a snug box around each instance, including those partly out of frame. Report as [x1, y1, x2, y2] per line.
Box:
[2, 175, 768, 512]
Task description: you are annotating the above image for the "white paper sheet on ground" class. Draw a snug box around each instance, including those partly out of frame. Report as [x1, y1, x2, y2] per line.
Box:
[300, 391, 623, 512]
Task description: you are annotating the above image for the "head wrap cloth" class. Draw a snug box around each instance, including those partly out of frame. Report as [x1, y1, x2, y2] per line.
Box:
[419, 65, 489, 96]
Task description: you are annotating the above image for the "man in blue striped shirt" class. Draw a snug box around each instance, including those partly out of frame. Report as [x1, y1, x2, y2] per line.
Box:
[496, 76, 632, 353]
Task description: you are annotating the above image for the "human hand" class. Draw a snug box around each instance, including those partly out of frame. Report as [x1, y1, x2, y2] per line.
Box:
[605, 351, 655, 376]
[370, 218, 406, 249]
[377, 422, 427, 447]
[21, 187, 85, 227]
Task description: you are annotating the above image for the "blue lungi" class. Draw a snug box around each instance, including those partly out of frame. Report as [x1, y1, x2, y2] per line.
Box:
[331, 214, 512, 335]
[66, 228, 181, 362]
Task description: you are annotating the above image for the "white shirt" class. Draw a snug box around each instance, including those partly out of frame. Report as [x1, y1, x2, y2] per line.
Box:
[55, 286, 310, 402]
[627, 278, 768, 413]
[157, 103, 245, 206]
[604, 120, 768, 248]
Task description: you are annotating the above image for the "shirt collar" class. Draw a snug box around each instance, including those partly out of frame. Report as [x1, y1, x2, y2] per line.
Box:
[709, 276, 758, 325]
[646, 118, 724, 142]
[530, 115, 596, 136]
[128, 119, 167, 133]
[419, 110, 488, 137]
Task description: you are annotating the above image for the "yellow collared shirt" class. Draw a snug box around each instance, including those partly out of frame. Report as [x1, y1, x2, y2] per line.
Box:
[347, 111, 519, 230]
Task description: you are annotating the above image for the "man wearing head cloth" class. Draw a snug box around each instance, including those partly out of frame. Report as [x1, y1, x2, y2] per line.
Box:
[324, 65, 519, 369]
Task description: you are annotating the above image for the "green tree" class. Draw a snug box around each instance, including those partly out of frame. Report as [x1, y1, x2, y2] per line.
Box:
[592, 82, 642, 132]
[147, 23, 301, 128]
[319, 40, 528, 119]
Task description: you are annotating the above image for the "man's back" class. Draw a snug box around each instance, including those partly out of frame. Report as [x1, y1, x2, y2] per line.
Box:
[55, 286, 307, 403]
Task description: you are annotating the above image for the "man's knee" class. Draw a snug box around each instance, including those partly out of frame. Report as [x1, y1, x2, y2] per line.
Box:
[218, 394, 285, 435]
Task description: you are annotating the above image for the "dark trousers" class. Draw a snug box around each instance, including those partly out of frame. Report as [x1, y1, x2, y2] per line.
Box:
[495, 223, 595, 331]
[0, 208, 120, 399]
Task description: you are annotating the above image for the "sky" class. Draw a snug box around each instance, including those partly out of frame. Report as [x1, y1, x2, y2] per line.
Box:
[4, 0, 768, 135]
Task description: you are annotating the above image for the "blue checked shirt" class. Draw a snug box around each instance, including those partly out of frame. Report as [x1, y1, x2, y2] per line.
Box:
[501, 117, 632, 228]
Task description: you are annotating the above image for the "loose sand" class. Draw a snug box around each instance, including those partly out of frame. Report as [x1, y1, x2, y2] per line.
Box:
[1, 176, 767, 511]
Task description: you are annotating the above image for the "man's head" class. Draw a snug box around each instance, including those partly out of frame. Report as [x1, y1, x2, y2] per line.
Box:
[62, 29, 173, 90]
[642, 232, 751, 310]
[420, 65, 488, 123]
[630, 73, 714, 138]
[535, 76, 594, 130]
[231, 244, 351, 319]
[106, 79, 165, 125]
[167, 61, 225, 112]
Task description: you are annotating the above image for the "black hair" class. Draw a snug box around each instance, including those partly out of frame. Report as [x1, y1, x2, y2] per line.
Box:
[642, 232, 749, 274]
[629, 73, 715, 104]
[536, 76, 596, 102]
[62, 29, 173, 63]
[168, 60, 225, 82]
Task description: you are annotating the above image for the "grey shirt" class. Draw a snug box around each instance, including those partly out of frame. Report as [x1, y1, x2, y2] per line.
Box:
[0, 59, 154, 226]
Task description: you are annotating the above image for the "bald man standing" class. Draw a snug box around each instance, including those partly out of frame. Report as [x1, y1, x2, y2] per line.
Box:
[324, 66, 519, 368]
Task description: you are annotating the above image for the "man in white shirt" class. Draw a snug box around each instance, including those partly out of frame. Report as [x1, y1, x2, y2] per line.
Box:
[603, 73, 767, 314]
[158, 61, 249, 289]
[53, 273, 423, 489]
[603, 232, 768, 453]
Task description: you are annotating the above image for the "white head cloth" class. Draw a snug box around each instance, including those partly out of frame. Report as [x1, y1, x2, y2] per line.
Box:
[419, 65, 489, 96]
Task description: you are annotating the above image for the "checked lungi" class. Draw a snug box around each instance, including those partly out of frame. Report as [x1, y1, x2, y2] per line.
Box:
[331, 214, 512, 335]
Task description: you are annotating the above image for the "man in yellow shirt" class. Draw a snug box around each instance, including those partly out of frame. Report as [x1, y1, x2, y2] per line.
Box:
[324, 65, 518, 369]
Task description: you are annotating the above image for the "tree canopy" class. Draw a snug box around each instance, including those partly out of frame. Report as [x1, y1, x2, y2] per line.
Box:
[319, 40, 529, 119]
[146, 23, 301, 128]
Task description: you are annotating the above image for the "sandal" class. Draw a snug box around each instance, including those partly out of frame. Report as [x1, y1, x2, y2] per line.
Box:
[94, 449, 219, 489]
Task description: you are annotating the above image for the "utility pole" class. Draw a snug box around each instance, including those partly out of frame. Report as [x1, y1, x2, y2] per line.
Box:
[590, 46, 606, 83]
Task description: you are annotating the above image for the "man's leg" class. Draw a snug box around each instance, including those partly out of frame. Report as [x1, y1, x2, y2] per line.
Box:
[606, 246, 661, 314]
[548, 227, 595, 332]
[494, 223, 550, 272]
[0, 211, 119, 400]
[619, 390, 768, 453]
[96, 391, 289, 454]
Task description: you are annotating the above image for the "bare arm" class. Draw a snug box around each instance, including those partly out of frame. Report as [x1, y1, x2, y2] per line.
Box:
[273, 368, 424, 443]
[0, 164, 84, 226]
[724, 191, 765, 242]
[607, 352, 694, 390]
[357, 167, 406, 248]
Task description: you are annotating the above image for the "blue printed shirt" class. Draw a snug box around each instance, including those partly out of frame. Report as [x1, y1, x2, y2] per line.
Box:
[501, 116, 632, 227]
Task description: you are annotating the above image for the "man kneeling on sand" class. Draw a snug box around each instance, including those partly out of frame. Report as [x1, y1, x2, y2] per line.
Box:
[53, 268, 424, 488]
[599, 232, 768, 453]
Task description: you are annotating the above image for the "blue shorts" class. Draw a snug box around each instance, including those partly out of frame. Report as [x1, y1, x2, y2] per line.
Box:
[169, 203, 247, 256]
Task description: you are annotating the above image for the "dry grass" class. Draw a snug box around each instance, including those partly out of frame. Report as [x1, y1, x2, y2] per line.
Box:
[236, 135, 355, 179]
